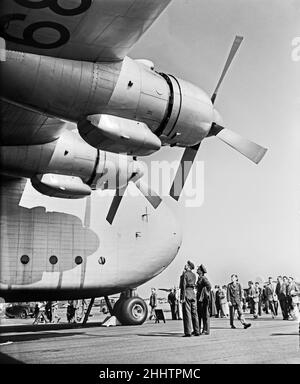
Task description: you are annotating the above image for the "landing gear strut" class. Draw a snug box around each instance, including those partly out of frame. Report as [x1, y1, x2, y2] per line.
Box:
[113, 289, 148, 326]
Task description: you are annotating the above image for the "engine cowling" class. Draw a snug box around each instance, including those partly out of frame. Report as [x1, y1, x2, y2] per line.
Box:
[96, 57, 215, 150]
[78, 114, 161, 156]
[156, 73, 214, 147]
[31, 174, 91, 199]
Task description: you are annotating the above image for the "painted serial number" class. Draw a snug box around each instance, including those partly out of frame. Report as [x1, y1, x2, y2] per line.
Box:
[0, 0, 92, 49]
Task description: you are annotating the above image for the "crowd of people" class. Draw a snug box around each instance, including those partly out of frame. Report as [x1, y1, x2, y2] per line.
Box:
[32, 300, 87, 324]
[148, 264, 300, 337]
[213, 275, 300, 322]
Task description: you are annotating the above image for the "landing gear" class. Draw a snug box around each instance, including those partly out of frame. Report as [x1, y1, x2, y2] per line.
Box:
[113, 289, 148, 326]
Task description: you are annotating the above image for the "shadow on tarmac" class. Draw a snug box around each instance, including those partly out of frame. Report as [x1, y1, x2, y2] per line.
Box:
[0, 331, 83, 343]
[0, 353, 24, 364]
[0, 322, 104, 334]
[271, 333, 300, 336]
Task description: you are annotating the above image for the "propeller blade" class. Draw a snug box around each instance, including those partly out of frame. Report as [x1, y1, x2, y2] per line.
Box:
[169, 144, 200, 201]
[211, 35, 243, 104]
[211, 124, 267, 164]
[135, 180, 162, 208]
[106, 185, 127, 224]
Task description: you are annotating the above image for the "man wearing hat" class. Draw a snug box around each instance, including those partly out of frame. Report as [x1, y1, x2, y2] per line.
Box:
[179, 261, 200, 337]
[196, 264, 212, 335]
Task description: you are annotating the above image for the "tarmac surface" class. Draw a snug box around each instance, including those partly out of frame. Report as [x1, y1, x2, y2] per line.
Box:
[1, 312, 300, 364]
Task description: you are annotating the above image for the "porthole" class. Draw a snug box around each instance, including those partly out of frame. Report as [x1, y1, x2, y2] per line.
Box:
[20, 255, 30, 265]
[98, 256, 106, 265]
[75, 256, 83, 265]
[49, 255, 58, 265]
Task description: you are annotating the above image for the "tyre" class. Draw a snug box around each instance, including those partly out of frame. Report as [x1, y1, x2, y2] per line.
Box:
[117, 297, 148, 326]
[112, 299, 123, 319]
[19, 310, 27, 319]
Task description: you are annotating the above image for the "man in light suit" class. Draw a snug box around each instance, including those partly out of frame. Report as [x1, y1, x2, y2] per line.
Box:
[265, 276, 277, 318]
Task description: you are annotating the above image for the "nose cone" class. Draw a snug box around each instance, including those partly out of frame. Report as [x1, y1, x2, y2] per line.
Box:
[213, 109, 224, 126]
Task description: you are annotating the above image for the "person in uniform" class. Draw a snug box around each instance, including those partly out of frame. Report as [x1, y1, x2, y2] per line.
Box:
[196, 264, 212, 335]
[179, 261, 200, 337]
[227, 274, 251, 329]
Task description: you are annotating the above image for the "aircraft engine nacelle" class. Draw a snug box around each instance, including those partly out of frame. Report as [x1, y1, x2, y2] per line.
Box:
[103, 57, 215, 149]
[0, 130, 145, 198]
[156, 73, 214, 147]
[77, 114, 161, 156]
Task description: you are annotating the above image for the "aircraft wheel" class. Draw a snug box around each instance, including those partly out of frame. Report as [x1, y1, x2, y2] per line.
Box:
[19, 310, 27, 319]
[112, 299, 123, 319]
[118, 297, 148, 326]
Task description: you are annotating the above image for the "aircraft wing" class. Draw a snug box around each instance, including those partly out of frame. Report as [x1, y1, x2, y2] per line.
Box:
[1, 101, 66, 145]
[0, 0, 172, 62]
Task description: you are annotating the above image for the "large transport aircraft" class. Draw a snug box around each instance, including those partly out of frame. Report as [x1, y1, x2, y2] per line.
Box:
[0, 1, 267, 325]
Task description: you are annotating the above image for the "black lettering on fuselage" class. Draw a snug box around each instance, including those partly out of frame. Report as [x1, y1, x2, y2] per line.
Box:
[0, 0, 92, 49]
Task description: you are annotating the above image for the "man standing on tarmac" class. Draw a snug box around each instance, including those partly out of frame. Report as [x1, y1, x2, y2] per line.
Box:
[196, 264, 212, 335]
[149, 288, 158, 320]
[227, 274, 251, 330]
[179, 261, 200, 337]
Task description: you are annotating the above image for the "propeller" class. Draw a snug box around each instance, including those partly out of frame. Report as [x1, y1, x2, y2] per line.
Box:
[106, 185, 128, 225]
[209, 123, 267, 164]
[211, 35, 243, 104]
[169, 35, 267, 201]
[169, 143, 200, 201]
[106, 158, 162, 224]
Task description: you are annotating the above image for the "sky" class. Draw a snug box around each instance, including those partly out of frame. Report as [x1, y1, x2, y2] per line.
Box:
[128, 0, 300, 297]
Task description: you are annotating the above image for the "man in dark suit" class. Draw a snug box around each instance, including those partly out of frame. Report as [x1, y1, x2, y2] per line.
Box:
[227, 274, 251, 329]
[179, 261, 200, 337]
[168, 288, 177, 320]
[149, 288, 157, 320]
[248, 281, 259, 319]
[255, 282, 262, 316]
[276, 276, 289, 320]
[196, 264, 212, 335]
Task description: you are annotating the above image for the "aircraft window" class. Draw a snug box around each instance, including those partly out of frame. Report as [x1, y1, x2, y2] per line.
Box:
[98, 256, 106, 265]
[75, 256, 83, 265]
[49, 255, 58, 265]
[20, 255, 30, 265]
